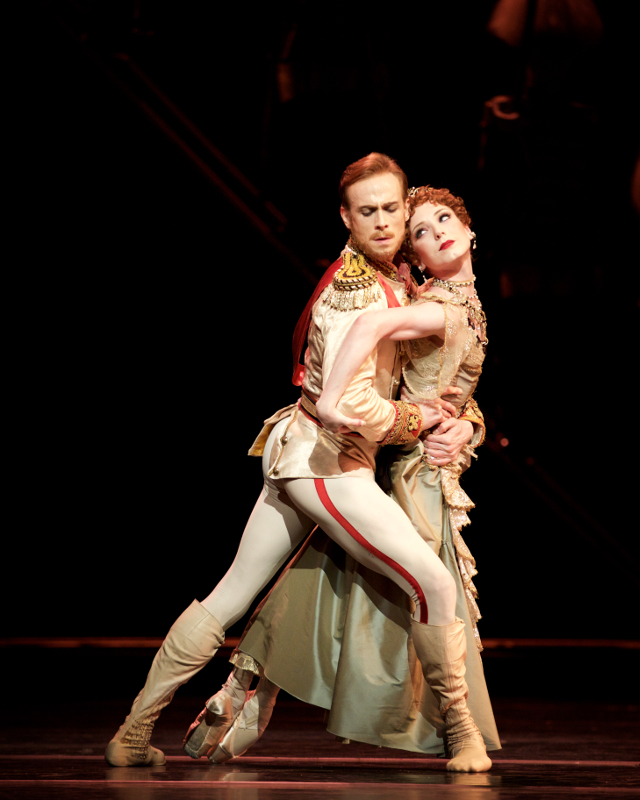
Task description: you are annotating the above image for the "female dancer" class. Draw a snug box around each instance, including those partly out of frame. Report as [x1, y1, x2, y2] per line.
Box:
[185, 186, 497, 772]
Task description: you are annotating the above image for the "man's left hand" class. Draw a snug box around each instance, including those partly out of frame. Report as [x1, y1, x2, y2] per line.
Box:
[423, 418, 474, 466]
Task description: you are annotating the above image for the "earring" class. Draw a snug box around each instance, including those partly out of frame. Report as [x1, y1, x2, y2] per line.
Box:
[470, 231, 477, 250]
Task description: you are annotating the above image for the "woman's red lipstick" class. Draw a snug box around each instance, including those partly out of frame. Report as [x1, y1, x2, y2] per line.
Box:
[439, 240, 454, 251]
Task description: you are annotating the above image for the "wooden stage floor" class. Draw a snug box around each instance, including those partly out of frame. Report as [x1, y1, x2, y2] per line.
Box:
[2, 642, 639, 799]
[2, 695, 639, 799]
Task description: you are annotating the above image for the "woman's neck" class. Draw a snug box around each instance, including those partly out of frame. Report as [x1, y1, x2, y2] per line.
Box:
[428, 255, 475, 293]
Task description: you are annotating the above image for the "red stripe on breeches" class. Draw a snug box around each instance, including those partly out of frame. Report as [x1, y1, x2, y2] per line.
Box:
[314, 478, 429, 624]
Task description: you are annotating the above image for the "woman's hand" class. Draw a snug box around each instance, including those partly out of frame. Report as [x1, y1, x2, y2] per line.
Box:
[316, 396, 365, 434]
[413, 399, 447, 431]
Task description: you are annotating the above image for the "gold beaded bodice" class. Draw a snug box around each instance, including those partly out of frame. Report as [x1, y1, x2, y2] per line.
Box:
[401, 293, 486, 409]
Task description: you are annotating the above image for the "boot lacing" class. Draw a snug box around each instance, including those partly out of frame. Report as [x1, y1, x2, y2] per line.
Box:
[121, 719, 155, 761]
[444, 713, 484, 757]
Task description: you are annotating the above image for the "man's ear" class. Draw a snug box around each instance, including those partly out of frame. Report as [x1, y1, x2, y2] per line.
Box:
[404, 198, 410, 221]
[340, 205, 352, 230]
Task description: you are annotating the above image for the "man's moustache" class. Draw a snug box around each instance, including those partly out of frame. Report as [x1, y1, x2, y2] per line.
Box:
[354, 236, 399, 260]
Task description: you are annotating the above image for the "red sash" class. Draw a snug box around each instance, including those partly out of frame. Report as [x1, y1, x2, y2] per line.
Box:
[378, 274, 401, 310]
[291, 258, 342, 385]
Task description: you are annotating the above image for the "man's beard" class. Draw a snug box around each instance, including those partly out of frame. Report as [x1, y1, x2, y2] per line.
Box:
[351, 234, 399, 264]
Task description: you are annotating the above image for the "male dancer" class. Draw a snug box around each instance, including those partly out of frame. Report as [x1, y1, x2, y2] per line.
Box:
[106, 153, 489, 772]
[184, 158, 494, 770]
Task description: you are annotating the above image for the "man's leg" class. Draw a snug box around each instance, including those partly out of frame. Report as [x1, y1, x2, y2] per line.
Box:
[285, 477, 456, 624]
[283, 477, 490, 773]
[107, 420, 315, 767]
[181, 480, 312, 760]
[199, 481, 314, 627]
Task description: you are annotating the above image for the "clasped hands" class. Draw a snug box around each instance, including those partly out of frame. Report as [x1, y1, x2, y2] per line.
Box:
[410, 389, 474, 467]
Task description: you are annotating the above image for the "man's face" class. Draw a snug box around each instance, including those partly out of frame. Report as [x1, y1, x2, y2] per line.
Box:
[340, 173, 408, 262]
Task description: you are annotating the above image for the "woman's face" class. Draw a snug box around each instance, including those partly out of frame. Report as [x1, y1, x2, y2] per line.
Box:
[409, 202, 473, 273]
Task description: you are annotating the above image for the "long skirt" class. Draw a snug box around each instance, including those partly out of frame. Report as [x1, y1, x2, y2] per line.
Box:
[232, 444, 501, 754]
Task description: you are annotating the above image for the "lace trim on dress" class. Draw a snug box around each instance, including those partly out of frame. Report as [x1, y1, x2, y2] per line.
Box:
[441, 453, 483, 652]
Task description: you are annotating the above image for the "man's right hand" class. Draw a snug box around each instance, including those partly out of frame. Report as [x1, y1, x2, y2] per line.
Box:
[316, 398, 364, 434]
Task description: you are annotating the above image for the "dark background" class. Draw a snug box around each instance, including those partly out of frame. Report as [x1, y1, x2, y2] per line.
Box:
[11, 1, 638, 642]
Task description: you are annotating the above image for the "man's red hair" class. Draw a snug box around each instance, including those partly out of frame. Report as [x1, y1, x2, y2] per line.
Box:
[339, 152, 408, 209]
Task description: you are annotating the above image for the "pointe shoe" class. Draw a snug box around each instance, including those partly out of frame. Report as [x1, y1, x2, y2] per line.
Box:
[411, 618, 491, 774]
[184, 671, 251, 759]
[105, 601, 224, 767]
[208, 682, 277, 764]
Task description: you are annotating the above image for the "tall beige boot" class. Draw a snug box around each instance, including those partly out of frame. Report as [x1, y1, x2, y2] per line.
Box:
[411, 618, 491, 773]
[105, 601, 224, 767]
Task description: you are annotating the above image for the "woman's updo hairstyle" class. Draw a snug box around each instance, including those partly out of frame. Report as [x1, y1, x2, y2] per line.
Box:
[401, 186, 472, 266]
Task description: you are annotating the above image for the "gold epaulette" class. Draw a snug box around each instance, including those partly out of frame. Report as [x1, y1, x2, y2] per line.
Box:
[322, 249, 381, 311]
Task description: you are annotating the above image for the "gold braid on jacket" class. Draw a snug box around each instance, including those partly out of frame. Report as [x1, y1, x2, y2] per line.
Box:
[381, 401, 422, 446]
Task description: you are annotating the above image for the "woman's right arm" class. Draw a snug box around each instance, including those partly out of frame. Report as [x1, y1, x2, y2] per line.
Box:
[316, 302, 446, 432]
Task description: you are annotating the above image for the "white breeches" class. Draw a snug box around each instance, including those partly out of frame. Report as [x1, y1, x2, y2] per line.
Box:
[202, 418, 456, 629]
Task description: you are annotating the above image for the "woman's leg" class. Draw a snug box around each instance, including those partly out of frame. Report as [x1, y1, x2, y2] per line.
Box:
[183, 667, 255, 758]
[208, 676, 280, 763]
